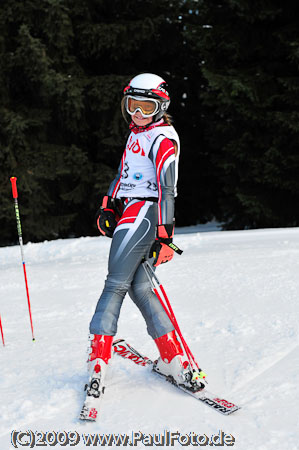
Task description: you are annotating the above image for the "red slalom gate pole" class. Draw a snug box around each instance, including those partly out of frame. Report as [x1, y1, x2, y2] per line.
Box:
[0, 315, 5, 346]
[10, 177, 35, 341]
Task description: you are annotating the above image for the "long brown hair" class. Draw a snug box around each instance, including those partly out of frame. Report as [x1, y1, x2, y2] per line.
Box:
[121, 97, 129, 122]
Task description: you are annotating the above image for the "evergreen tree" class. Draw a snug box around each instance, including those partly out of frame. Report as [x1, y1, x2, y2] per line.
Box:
[0, 0, 93, 244]
[3, 0, 298, 245]
[0, 0, 211, 245]
[0, 1, 163, 244]
[185, 0, 299, 228]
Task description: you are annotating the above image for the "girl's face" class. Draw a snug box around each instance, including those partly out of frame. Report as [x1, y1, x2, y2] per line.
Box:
[132, 111, 153, 127]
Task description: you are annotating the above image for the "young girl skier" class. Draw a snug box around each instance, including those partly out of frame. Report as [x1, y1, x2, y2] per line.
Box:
[87, 73, 205, 398]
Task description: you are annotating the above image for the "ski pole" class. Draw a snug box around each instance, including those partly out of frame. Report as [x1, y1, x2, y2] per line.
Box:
[143, 261, 206, 379]
[143, 260, 194, 363]
[143, 261, 199, 372]
[0, 315, 5, 346]
[10, 177, 35, 341]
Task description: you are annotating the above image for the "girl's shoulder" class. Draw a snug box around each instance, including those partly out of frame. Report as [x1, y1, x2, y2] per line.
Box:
[144, 123, 179, 144]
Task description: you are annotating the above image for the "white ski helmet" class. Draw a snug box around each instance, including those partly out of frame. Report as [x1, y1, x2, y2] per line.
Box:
[123, 73, 170, 122]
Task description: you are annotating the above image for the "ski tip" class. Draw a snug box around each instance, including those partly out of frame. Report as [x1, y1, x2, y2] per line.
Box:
[210, 397, 241, 415]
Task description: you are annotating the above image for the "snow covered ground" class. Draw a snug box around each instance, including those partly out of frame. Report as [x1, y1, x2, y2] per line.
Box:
[1, 226, 299, 449]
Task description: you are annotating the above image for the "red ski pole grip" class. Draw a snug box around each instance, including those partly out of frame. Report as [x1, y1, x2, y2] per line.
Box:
[10, 177, 18, 199]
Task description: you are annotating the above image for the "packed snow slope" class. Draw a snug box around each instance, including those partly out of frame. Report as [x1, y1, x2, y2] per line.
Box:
[1, 226, 299, 449]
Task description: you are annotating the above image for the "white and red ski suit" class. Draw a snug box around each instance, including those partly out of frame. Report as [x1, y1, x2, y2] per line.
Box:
[89, 119, 180, 339]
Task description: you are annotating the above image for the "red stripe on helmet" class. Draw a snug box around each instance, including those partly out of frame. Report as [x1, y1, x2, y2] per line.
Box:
[151, 89, 170, 100]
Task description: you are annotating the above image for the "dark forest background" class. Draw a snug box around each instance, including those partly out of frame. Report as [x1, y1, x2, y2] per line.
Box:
[1, 0, 299, 246]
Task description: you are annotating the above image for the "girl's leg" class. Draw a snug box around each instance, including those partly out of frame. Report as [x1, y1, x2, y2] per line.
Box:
[128, 262, 174, 339]
[89, 200, 156, 336]
[129, 261, 206, 390]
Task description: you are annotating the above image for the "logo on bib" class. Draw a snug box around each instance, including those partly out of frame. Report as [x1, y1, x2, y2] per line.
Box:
[119, 182, 136, 191]
[126, 136, 145, 156]
[133, 172, 143, 181]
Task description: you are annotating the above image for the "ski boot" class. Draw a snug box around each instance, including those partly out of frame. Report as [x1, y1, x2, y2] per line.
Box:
[153, 330, 206, 392]
[79, 334, 113, 420]
[87, 334, 113, 392]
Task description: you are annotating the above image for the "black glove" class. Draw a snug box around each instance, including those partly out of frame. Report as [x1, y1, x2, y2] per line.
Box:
[96, 196, 118, 238]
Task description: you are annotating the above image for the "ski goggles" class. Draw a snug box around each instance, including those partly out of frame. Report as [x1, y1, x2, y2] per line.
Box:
[125, 96, 160, 117]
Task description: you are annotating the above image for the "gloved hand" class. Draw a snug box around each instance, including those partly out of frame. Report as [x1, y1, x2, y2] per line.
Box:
[150, 224, 174, 266]
[96, 196, 118, 238]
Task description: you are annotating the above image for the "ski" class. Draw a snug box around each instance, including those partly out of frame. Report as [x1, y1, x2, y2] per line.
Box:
[112, 339, 241, 416]
[79, 372, 105, 421]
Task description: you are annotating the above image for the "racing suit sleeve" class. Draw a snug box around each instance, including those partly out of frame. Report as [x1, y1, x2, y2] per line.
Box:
[149, 137, 177, 225]
[107, 150, 126, 198]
